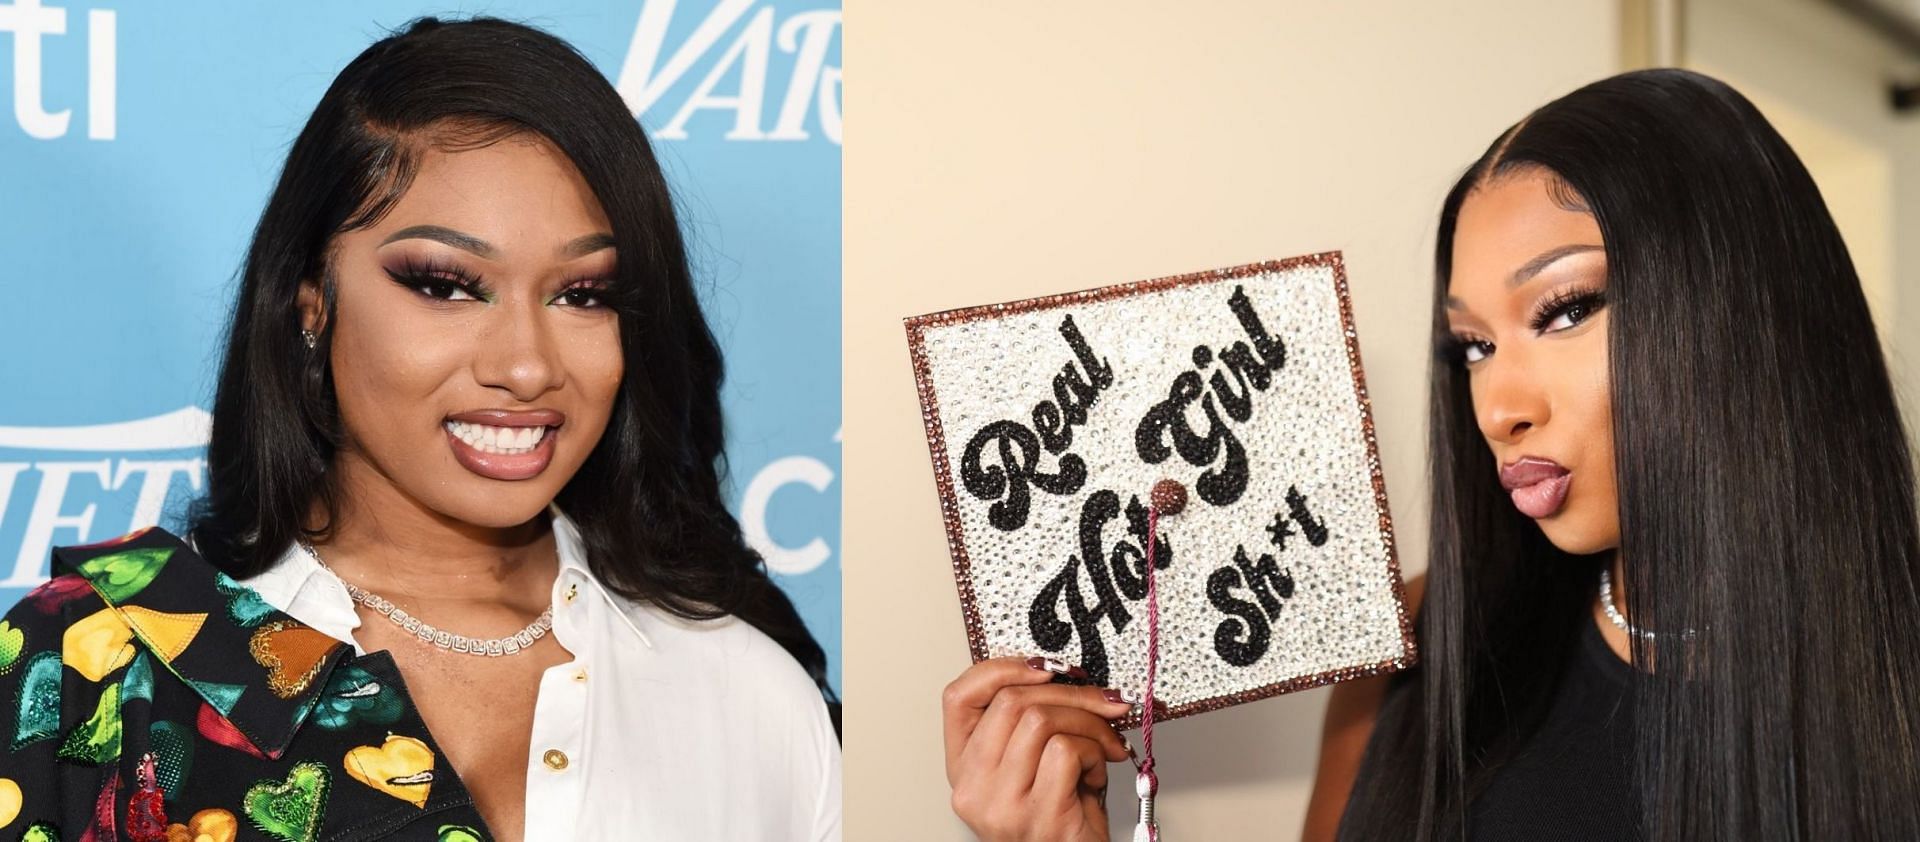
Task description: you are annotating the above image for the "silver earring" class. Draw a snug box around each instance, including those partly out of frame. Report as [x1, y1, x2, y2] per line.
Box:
[301, 329, 317, 350]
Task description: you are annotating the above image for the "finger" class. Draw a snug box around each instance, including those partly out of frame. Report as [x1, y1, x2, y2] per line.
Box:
[1079, 785, 1110, 838]
[943, 656, 1085, 781]
[1029, 733, 1109, 820]
[961, 682, 1134, 778]
[998, 703, 1131, 793]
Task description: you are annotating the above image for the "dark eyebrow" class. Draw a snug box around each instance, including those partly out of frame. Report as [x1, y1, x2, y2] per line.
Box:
[1509, 243, 1602, 289]
[381, 225, 494, 258]
[379, 226, 617, 260]
[1445, 243, 1604, 310]
[561, 233, 617, 258]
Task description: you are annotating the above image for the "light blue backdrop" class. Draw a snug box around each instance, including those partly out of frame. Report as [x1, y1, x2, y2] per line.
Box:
[0, 0, 841, 692]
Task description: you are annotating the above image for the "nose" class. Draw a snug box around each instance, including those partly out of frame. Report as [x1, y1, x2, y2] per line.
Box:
[1473, 352, 1550, 446]
[472, 298, 565, 402]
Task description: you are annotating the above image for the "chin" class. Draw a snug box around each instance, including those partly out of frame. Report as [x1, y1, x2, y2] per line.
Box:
[432, 488, 558, 529]
[1535, 513, 1617, 556]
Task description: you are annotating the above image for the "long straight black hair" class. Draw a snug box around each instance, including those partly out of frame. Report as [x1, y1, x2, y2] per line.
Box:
[186, 17, 836, 720]
[1339, 68, 1920, 840]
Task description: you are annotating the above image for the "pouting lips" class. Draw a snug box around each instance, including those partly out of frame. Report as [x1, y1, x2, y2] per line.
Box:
[1499, 456, 1568, 490]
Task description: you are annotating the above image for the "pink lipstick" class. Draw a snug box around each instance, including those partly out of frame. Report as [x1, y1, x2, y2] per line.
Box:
[442, 409, 566, 481]
[1499, 456, 1571, 519]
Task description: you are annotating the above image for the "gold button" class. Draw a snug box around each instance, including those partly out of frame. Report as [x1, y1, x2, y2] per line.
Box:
[564, 584, 578, 603]
[542, 749, 569, 771]
[572, 668, 589, 682]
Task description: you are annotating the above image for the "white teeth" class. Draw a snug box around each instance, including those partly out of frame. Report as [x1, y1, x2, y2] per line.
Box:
[443, 421, 549, 455]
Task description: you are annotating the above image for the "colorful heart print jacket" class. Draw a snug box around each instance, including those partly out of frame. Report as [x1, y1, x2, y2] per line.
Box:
[0, 527, 491, 841]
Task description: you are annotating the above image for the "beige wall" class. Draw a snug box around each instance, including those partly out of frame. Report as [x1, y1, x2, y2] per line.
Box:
[843, 3, 1618, 838]
[1681, 0, 1920, 422]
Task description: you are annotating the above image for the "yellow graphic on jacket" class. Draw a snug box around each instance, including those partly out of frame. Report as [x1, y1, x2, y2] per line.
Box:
[0, 777, 21, 828]
[344, 735, 437, 808]
[119, 605, 209, 663]
[0, 620, 24, 676]
[166, 807, 240, 842]
[63, 607, 135, 682]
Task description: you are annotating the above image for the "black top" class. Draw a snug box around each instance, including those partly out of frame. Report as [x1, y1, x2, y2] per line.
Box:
[1, 526, 494, 841]
[1466, 614, 1641, 841]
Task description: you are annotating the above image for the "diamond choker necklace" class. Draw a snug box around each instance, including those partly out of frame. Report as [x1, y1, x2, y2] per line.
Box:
[296, 538, 554, 657]
[1599, 567, 1698, 643]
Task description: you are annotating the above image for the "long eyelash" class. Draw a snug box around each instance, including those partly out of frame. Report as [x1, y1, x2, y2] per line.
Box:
[551, 276, 614, 309]
[384, 256, 492, 302]
[1528, 286, 1606, 331]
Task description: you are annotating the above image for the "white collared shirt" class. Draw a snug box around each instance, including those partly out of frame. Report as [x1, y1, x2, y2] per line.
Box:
[231, 502, 842, 841]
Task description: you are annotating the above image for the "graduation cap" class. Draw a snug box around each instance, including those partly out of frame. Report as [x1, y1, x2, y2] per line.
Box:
[905, 252, 1417, 729]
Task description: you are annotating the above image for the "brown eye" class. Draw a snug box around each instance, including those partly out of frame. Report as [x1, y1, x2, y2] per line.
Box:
[385, 259, 489, 303]
[414, 279, 479, 301]
[1530, 288, 1607, 333]
[1544, 300, 1592, 331]
[554, 285, 609, 309]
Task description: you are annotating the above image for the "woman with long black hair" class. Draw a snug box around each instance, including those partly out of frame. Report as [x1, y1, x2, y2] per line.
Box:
[941, 68, 1920, 841]
[0, 16, 839, 842]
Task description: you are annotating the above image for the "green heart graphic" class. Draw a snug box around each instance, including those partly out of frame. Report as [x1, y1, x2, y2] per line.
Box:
[0, 620, 22, 675]
[55, 682, 122, 766]
[75, 547, 174, 603]
[244, 761, 330, 842]
[215, 572, 276, 627]
[20, 822, 60, 842]
[11, 652, 62, 750]
[438, 825, 487, 842]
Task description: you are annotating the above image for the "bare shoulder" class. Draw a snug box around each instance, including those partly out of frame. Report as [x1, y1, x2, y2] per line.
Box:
[1301, 570, 1425, 842]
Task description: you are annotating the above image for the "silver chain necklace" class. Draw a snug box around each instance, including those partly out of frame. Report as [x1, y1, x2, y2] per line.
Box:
[1598, 568, 1655, 641]
[1599, 568, 1699, 643]
[296, 538, 554, 657]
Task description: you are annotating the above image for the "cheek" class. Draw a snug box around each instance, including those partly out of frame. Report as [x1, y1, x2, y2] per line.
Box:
[1567, 321, 1619, 543]
[329, 297, 466, 442]
[562, 324, 625, 418]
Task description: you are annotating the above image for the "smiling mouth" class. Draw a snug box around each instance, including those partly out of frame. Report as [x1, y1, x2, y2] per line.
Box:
[444, 420, 552, 455]
[442, 420, 559, 480]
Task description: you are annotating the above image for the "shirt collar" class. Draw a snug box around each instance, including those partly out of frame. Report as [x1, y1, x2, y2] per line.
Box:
[547, 501, 655, 649]
[55, 527, 351, 761]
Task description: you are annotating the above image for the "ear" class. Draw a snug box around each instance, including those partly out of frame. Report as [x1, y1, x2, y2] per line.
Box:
[296, 277, 326, 334]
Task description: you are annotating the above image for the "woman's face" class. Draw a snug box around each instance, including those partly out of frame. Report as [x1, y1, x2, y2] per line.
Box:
[297, 131, 623, 530]
[1445, 166, 1619, 555]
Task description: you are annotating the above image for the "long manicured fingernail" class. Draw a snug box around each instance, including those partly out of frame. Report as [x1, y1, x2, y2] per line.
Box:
[1102, 688, 1141, 705]
[1026, 657, 1088, 679]
[1118, 732, 1139, 766]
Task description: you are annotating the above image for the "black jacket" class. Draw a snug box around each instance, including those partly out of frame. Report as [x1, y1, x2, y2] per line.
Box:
[1, 526, 493, 841]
